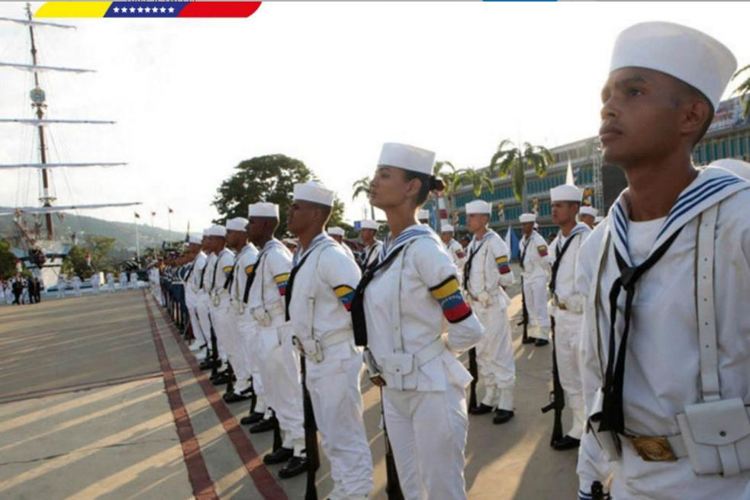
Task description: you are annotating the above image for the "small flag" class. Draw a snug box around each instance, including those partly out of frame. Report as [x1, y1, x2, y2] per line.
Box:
[151, 211, 156, 217]
[134, 212, 140, 219]
[168, 207, 174, 214]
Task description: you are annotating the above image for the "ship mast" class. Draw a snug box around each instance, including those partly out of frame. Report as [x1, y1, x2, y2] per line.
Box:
[26, 3, 54, 239]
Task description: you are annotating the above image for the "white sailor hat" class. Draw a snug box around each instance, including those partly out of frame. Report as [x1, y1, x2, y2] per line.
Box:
[417, 209, 430, 221]
[550, 184, 582, 203]
[441, 224, 455, 233]
[188, 235, 202, 245]
[202, 228, 210, 237]
[465, 200, 492, 215]
[519, 213, 536, 224]
[226, 217, 249, 232]
[206, 225, 226, 237]
[710, 158, 750, 181]
[327, 227, 345, 237]
[248, 202, 279, 218]
[378, 143, 436, 176]
[359, 220, 379, 231]
[579, 206, 598, 217]
[293, 181, 335, 207]
[610, 21, 737, 109]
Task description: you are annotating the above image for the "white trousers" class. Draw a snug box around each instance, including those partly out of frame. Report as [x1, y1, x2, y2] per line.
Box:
[237, 316, 266, 412]
[225, 310, 252, 393]
[474, 302, 515, 410]
[307, 352, 373, 497]
[384, 383, 468, 500]
[523, 276, 550, 340]
[208, 301, 229, 362]
[577, 431, 612, 497]
[195, 295, 213, 349]
[552, 309, 585, 439]
[257, 318, 304, 449]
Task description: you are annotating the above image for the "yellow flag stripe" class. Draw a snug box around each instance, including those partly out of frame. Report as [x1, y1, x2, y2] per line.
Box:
[430, 278, 460, 300]
[273, 273, 290, 284]
[35, 2, 112, 18]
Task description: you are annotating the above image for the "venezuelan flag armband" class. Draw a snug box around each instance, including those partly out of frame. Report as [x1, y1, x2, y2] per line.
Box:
[429, 276, 472, 323]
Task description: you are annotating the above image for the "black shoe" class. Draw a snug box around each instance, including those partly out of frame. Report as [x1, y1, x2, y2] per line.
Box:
[278, 456, 308, 479]
[468, 403, 494, 415]
[552, 435, 581, 451]
[534, 339, 549, 347]
[249, 417, 277, 434]
[522, 336, 535, 345]
[223, 390, 251, 403]
[211, 371, 230, 385]
[263, 446, 293, 465]
[199, 359, 219, 371]
[240, 412, 265, 426]
[493, 409, 515, 425]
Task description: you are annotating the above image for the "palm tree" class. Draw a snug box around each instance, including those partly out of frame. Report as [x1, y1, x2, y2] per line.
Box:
[489, 139, 553, 212]
[734, 64, 750, 117]
[351, 176, 375, 220]
[460, 167, 494, 198]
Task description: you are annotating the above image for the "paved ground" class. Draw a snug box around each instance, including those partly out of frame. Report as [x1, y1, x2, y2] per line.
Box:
[0, 273, 579, 499]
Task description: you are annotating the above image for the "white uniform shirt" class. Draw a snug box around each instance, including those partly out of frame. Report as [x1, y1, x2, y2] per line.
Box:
[361, 240, 383, 269]
[519, 230, 551, 280]
[288, 234, 360, 361]
[576, 168, 750, 497]
[444, 238, 466, 272]
[230, 243, 259, 311]
[548, 223, 590, 313]
[464, 230, 514, 307]
[209, 247, 235, 301]
[364, 225, 485, 392]
[247, 239, 292, 318]
[339, 241, 357, 263]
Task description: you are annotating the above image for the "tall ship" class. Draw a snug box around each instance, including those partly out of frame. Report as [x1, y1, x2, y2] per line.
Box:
[0, 3, 140, 289]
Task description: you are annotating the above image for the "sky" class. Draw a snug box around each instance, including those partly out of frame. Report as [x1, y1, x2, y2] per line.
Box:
[1, 1, 749, 235]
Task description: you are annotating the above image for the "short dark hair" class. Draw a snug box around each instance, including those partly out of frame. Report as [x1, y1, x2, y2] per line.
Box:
[671, 79, 714, 146]
[402, 171, 445, 206]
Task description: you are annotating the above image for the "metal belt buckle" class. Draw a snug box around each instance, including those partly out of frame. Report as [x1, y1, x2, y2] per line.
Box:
[629, 435, 678, 462]
[238, 303, 246, 315]
[212, 293, 220, 307]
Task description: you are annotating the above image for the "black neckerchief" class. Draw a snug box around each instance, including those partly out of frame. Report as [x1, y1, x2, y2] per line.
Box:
[548, 232, 580, 296]
[284, 235, 329, 321]
[242, 250, 265, 305]
[520, 235, 531, 270]
[462, 236, 488, 291]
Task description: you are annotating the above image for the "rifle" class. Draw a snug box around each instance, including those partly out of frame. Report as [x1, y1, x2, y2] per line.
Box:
[541, 316, 564, 446]
[467, 348, 478, 411]
[518, 277, 533, 344]
[209, 318, 219, 379]
[301, 356, 319, 500]
[380, 388, 404, 500]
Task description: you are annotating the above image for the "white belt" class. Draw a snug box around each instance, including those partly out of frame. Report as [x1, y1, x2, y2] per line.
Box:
[380, 337, 446, 390]
[293, 329, 352, 363]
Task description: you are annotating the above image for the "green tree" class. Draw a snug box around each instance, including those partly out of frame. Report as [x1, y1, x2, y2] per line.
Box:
[489, 140, 553, 211]
[60, 235, 117, 278]
[734, 64, 750, 117]
[0, 240, 18, 280]
[213, 154, 314, 237]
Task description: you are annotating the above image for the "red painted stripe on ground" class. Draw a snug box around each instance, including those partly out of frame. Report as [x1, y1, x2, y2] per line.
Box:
[143, 293, 218, 500]
[152, 296, 288, 500]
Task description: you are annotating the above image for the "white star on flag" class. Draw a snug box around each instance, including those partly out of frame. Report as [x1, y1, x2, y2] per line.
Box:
[160, 7, 166, 13]
[137, 7, 143, 13]
[168, 7, 175, 13]
[113, 7, 119, 13]
[129, 7, 135, 13]
[144, 7, 150, 13]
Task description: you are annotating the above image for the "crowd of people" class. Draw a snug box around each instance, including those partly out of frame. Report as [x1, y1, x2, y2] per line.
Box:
[1, 275, 42, 305]
[20, 20, 749, 500]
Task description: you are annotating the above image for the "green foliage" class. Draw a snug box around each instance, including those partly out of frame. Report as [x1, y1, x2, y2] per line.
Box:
[61, 235, 117, 278]
[0, 240, 17, 280]
[734, 64, 750, 117]
[213, 154, 347, 237]
[489, 140, 553, 208]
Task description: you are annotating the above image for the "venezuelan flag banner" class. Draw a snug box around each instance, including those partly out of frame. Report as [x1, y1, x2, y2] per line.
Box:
[35, 1, 262, 19]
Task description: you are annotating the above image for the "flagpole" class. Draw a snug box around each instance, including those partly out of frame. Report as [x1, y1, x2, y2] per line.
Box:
[167, 207, 172, 234]
[134, 214, 140, 260]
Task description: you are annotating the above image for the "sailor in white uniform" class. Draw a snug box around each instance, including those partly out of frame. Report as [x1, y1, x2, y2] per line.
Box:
[327, 226, 357, 263]
[417, 208, 430, 225]
[56, 274, 66, 298]
[358, 219, 382, 270]
[463, 200, 516, 424]
[206, 225, 235, 381]
[440, 224, 466, 281]
[91, 273, 101, 294]
[184, 235, 207, 356]
[72, 275, 82, 296]
[223, 217, 259, 402]
[287, 181, 373, 499]
[578, 206, 598, 230]
[546, 184, 591, 452]
[195, 229, 217, 367]
[518, 213, 552, 346]
[119, 271, 128, 290]
[353, 142, 485, 500]
[237, 203, 278, 427]
[578, 21, 750, 499]
[106, 272, 115, 293]
[245, 208, 306, 478]
[129, 271, 138, 289]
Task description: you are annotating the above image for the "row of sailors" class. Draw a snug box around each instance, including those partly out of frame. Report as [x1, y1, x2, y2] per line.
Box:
[157, 20, 750, 500]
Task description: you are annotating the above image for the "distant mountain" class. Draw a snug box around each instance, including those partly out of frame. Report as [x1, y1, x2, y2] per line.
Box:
[0, 213, 188, 251]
